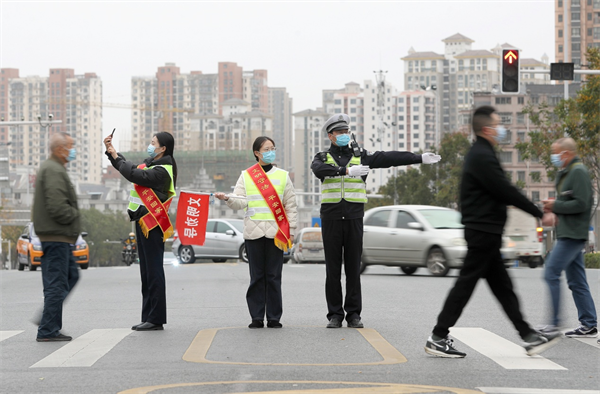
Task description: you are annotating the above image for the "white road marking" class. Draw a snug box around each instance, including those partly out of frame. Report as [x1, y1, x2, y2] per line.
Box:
[478, 388, 600, 394]
[30, 328, 132, 368]
[0, 330, 23, 342]
[450, 327, 566, 370]
[569, 337, 600, 349]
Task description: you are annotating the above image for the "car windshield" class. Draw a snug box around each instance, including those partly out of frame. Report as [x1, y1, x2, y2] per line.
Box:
[229, 220, 244, 233]
[418, 209, 464, 229]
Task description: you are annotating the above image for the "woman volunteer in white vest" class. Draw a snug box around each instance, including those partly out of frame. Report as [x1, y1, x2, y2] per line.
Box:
[104, 131, 177, 332]
[215, 136, 297, 329]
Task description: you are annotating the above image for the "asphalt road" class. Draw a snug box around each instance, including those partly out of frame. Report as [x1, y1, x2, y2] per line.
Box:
[1, 261, 598, 394]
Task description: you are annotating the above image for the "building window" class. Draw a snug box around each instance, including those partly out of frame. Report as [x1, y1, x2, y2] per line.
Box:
[517, 171, 526, 182]
[559, 45, 563, 53]
[588, 28, 593, 36]
[572, 12, 580, 21]
[588, 12, 592, 21]
[499, 151, 512, 164]
[517, 131, 526, 141]
[558, 14, 563, 22]
[499, 112, 513, 124]
[517, 113, 526, 124]
[399, 142, 404, 148]
[558, 0, 562, 6]
[531, 191, 540, 202]
[559, 29, 563, 38]
[572, 28, 581, 37]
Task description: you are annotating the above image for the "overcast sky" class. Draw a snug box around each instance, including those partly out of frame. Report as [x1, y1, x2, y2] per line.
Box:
[1, 0, 555, 150]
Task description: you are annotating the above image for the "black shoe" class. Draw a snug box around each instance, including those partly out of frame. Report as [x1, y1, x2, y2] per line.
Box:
[347, 318, 364, 328]
[135, 322, 164, 331]
[248, 320, 264, 329]
[327, 318, 343, 328]
[424, 336, 466, 358]
[131, 322, 145, 330]
[524, 331, 561, 356]
[267, 320, 283, 328]
[36, 333, 72, 342]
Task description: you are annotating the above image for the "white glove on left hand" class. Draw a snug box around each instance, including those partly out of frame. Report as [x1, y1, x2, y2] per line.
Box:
[422, 152, 442, 164]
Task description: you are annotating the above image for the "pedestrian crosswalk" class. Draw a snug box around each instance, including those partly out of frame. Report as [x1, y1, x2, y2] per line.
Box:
[1, 327, 597, 370]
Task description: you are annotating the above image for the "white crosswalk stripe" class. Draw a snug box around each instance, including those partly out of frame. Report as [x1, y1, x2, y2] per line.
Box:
[450, 327, 566, 370]
[569, 337, 600, 349]
[0, 330, 23, 342]
[30, 328, 132, 368]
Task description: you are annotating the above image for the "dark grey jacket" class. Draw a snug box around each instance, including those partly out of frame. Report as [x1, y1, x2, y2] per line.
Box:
[32, 155, 80, 243]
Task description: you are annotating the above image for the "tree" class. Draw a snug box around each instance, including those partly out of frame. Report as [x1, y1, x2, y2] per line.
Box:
[80, 208, 133, 267]
[365, 132, 472, 211]
[516, 47, 600, 202]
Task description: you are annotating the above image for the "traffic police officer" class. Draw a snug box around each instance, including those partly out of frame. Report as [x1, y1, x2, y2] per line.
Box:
[311, 114, 442, 328]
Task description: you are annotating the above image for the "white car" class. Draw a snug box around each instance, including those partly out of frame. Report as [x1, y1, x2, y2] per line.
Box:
[290, 227, 325, 264]
[172, 219, 248, 264]
[362, 205, 517, 276]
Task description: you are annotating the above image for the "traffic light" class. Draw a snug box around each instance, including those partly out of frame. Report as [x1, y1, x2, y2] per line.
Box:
[550, 63, 574, 80]
[501, 49, 520, 94]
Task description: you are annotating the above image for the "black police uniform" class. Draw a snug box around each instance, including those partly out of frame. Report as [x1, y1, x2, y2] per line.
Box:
[311, 143, 422, 323]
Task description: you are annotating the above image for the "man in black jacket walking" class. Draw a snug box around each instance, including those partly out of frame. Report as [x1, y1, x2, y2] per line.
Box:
[424, 106, 560, 358]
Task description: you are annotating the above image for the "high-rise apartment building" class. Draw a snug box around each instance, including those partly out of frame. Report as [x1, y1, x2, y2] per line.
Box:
[322, 82, 364, 144]
[131, 62, 274, 152]
[2, 68, 103, 186]
[555, 0, 600, 78]
[268, 87, 293, 171]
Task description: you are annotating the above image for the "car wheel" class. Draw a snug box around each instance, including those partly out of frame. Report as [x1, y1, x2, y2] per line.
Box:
[239, 244, 248, 263]
[400, 266, 418, 275]
[80, 263, 89, 270]
[179, 246, 196, 264]
[29, 264, 38, 271]
[528, 256, 543, 269]
[18, 262, 25, 271]
[426, 247, 449, 277]
[359, 260, 367, 274]
[212, 259, 227, 263]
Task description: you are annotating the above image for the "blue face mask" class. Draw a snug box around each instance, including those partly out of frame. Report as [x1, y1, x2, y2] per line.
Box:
[335, 134, 351, 147]
[551, 152, 565, 168]
[147, 144, 157, 158]
[261, 150, 276, 164]
[493, 126, 507, 143]
[67, 148, 76, 162]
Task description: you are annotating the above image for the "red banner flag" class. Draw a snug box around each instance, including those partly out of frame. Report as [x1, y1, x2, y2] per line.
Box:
[175, 192, 210, 246]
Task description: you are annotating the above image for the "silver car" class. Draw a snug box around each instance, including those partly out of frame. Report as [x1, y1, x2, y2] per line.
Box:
[172, 219, 248, 264]
[362, 205, 517, 276]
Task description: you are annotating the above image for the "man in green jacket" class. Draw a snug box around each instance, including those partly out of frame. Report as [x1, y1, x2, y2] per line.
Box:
[541, 137, 597, 338]
[33, 132, 80, 342]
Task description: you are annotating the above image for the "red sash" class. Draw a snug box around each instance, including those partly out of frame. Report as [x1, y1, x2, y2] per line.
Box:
[134, 164, 174, 241]
[248, 163, 292, 251]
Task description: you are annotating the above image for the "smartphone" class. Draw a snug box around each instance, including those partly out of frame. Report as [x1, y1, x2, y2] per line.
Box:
[110, 128, 116, 138]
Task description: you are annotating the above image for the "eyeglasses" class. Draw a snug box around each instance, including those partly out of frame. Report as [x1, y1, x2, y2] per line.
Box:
[261, 147, 277, 153]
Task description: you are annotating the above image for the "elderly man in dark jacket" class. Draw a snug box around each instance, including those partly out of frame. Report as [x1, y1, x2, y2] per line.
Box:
[424, 106, 560, 358]
[33, 132, 80, 342]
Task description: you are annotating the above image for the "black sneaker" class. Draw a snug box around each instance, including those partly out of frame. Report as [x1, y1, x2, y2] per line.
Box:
[347, 318, 364, 328]
[424, 336, 466, 358]
[565, 325, 598, 338]
[36, 333, 72, 342]
[524, 331, 562, 356]
[248, 320, 264, 329]
[326, 318, 343, 328]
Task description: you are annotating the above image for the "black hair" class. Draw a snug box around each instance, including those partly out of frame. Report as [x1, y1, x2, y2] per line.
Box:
[154, 131, 178, 187]
[252, 136, 275, 162]
[472, 105, 496, 135]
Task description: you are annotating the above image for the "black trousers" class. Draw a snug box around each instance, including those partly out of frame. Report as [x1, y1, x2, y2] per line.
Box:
[322, 218, 363, 322]
[135, 222, 167, 325]
[245, 237, 284, 321]
[433, 228, 534, 340]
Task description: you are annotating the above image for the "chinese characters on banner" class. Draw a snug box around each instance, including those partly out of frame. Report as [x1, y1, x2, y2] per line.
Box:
[175, 192, 210, 246]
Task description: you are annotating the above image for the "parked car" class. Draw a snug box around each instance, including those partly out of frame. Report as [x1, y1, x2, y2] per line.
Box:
[163, 251, 180, 265]
[16, 222, 89, 271]
[172, 219, 248, 264]
[290, 227, 325, 264]
[361, 205, 517, 277]
[505, 206, 545, 268]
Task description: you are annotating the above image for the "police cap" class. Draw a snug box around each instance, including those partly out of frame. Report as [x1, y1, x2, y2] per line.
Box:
[323, 114, 350, 133]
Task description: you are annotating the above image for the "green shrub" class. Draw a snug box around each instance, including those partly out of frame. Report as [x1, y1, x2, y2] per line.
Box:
[584, 253, 600, 269]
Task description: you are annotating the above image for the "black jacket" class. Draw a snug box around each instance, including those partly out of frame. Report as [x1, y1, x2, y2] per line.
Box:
[311, 144, 422, 220]
[107, 152, 174, 221]
[460, 136, 543, 234]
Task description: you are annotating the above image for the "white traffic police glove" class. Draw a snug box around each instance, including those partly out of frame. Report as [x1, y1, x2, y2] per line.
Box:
[347, 164, 370, 177]
[421, 152, 442, 164]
